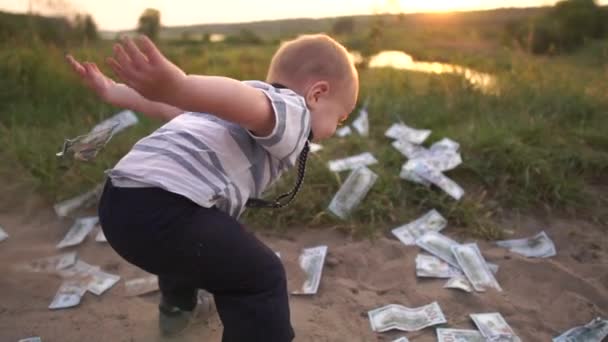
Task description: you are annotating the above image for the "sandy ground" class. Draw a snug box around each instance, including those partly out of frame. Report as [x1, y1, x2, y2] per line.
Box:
[0, 197, 607, 342]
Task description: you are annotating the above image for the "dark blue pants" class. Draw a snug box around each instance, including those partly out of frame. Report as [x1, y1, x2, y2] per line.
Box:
[98, 180, 294, 342]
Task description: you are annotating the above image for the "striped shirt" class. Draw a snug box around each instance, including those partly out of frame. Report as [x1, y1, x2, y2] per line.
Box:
[107, 81, 312, 218]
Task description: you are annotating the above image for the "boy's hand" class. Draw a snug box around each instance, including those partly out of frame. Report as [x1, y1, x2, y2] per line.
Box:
[66, 55, 118, 104]
[107, 36, 186, 103]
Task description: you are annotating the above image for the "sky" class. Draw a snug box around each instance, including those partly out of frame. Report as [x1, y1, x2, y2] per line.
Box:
[1, 0, 607, 31]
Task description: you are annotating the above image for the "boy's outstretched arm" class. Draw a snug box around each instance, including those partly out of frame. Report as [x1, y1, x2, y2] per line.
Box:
[65, 55, 183, 122]
[107, 36, 275, 136]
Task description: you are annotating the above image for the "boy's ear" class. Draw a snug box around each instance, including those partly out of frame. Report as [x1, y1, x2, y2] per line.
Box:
[305, 81, 330, 108]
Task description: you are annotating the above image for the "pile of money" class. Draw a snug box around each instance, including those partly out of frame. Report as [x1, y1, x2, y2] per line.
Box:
[385, 123, 431, 144]
[392, 209, 447, 246]
[470, 313, 521, 341]
[124, 276, 160, 297]
[415, 254, 461, 278]
[452, 244, 502, 292]
[0, 225, 8, 242]
[327, 152, 378, 172]
[437, 328, 485, 342]
[553, 317, 608, 342]
[496, 231, 556, 258]
[54, 183, 104, 218]
[368, 302, 447, 332]
[352, 106, 369, 136]
[292, 245, 328, 295]
[328, 167, 378, 219]
[56, 217, 99, 249]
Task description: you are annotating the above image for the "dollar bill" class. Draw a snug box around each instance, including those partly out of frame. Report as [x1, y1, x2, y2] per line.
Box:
[451, 243, 502, 292]
[416, 231, 461, 268]
[416, 254, 462, 278]
[368, 302, 447, 332]
[385, 123, 431, 144]
[16, 252, 77, 273]
[328, 167, 378, 219]
[553, 317, 608, 342]
[18, 337, 42, 342]
[470, 313, 520, 342]
[392, 139, 428, 159]
[0, 225, 8, 242]
[336, 126, 352, 137]
[56, 125, 116, 162]
[392, 209, 447, 246]
[411, 149, 463, 172]
[87, 269, 121, 296]
[411, 161, 465, 200]
[327, 152, 378, 172]
[95, 227, 107, 243]
[57, 260, 100, 279]
[48, 279, 88, 310]
[54, 183, 104, 217]
[443, 274, 473, 293]
[496, 231, 556, 258]
[56, 216, 99, 249]
[124, 275, 159, 297]
[431, 138, 460, 152]
[437, 328, 485, 342]
[352, 107, 369, 136]
[292, 245, 328, 295]
[309, 143, 323, 153]
[400, 161, 432, 186]
[392, 337, 410, 342]
[90, 110, 138, 135]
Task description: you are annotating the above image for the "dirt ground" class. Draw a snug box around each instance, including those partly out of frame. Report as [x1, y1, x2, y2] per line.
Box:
[0, 196, 607, 342]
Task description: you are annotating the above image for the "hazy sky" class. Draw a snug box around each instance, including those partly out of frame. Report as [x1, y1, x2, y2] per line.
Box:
[2, 0, 607, 31]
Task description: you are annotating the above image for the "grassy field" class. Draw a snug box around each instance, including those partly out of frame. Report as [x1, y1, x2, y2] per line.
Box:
[1, 12, 607, 239]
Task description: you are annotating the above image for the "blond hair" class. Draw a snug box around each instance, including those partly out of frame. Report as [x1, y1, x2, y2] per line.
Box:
[266, 34, 357, 95]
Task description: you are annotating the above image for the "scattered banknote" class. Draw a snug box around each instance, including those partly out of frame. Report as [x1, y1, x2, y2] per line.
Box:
[416, 254, 462, 278]
[443, 274, 473, 293]
[392, 139, 427, 159]
[452, 243, 502, 292]
[328, 152, 378, 172]
[352, 107, 369, 136]
[124, 275, 159, 297]
[400, 161, 431, 186]
[405, 149, 463, 172]
[0, 225, 8, 242]
[87, 269, 120, 296]
[91, 110, 138, 135]
[553, 317, 608, 342]
[328, 167, 378, 219]
[471, 313, 521, 342]
[18, 337, 42, 342]
[54, 183, 104, 217]
[336, 126, 352, 137]
[368, 302, 447, 332]
[57, 260, 100, 279]
[16, 252, 77, 273]
[385, 123, 431, 144]
[56, 216, 99, 249]
[416, 231, 461, 268]
[309, 143, 323, 153]
[437, 328, 485, 342]
[431, 138, 460, 152]
[56, 125, 116, 162]
[48, 279, 88, 310]
[392, 209, 447, 246]
[496, 231, 556, 258]
[411, 161, 465, 200]
[95, 227, 107, 243]
[392, 337, 410, 342]
[292, 245, 328, 295]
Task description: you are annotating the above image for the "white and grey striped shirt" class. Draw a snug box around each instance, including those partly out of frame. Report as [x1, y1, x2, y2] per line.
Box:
[107, 81, 312, 218]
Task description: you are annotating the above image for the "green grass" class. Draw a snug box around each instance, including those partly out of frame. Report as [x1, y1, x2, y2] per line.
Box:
[1, 34, 607, 239]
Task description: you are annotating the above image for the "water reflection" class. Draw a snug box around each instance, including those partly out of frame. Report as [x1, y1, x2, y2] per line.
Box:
[363, 51, 497, 94]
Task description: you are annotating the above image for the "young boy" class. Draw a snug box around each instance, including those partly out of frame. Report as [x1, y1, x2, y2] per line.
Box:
[66, 33, 358, 341]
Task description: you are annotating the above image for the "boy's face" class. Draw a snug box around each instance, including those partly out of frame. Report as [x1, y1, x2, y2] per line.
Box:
[307, 77, 358, 141]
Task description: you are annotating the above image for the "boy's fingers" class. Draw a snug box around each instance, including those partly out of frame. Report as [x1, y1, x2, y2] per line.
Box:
[107, 57, 129, 83]
[113, 43, 134, 70]
[66, 55, 86, 76]
[122, 37, 149, 68]
[137, 35, 163, 63]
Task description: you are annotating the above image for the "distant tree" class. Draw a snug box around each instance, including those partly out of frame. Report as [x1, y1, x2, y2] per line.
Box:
[332, 17, 355, 35]
[137, 8, 161, 41]
[225, 29, 263, 45]
[83, 15, 98, 41]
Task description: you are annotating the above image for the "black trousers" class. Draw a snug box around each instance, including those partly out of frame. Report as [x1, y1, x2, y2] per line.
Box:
[98, 180, 294, 342]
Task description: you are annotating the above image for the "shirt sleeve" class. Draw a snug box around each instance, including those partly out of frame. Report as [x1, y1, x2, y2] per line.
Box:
[244, 81, 312, 166]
